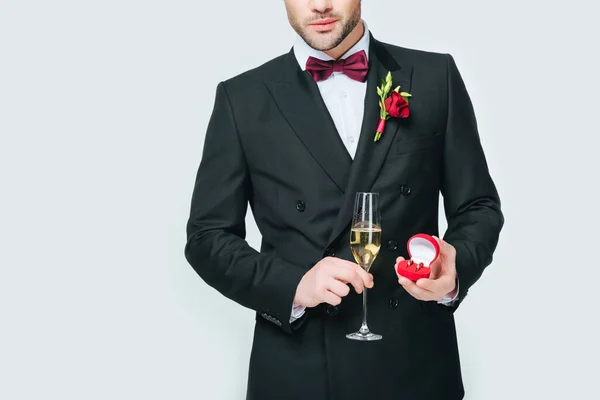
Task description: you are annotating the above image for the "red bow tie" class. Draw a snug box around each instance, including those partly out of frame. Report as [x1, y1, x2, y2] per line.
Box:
[305, 49, 369, 82]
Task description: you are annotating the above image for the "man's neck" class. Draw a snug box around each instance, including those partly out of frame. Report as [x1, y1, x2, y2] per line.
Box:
[324, 20, 365, 60]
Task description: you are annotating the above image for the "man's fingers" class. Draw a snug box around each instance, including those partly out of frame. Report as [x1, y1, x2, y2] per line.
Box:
[428, 258, 441, 279]
[331, 258, 358, 269]
[352, 264, 374, 288]
[432, 235, 447, 253]
[415, 277, 442, 293]
[322, 290, 342, 306]
[431, 236, 457, 281]
[432, 236, 454, 257]
[415, 275, 454, 295]
[332, 265, 365, 293]
[331, 259, 373, 290]
[336, 258, 372, 287]
[326, 278, 351, 298]
[394, 256, 406, 278]
[398, 276, 437, 301]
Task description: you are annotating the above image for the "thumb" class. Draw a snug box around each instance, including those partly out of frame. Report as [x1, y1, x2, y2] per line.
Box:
[431, 235, 449, 259]
[394, 256, 405, 278]
[429, 236, 444, 279]
[428, 257, 442, 279]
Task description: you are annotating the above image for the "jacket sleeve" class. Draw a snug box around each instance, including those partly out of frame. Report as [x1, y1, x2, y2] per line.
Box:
[440, 55, 505, 311]
[184, 81, 307, 334]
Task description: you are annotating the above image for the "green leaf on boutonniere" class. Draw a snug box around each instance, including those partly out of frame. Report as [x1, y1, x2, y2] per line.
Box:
[394, 86, 400, 93]
[386, 71, 392, 82]
[384, 80, 392, 95]
[376, 86, 382, 97]
[400, 92, 412, 97]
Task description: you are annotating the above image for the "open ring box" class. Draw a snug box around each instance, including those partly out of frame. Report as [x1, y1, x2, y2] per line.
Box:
[396, 234, 440, 281]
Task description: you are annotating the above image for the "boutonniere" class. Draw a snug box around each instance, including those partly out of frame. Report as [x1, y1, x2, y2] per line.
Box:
[374, 72, 412, 141]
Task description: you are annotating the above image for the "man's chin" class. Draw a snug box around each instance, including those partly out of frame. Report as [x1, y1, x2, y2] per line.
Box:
[303, 33, 341, 52]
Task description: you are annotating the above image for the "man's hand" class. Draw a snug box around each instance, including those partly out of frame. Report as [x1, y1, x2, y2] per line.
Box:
[394, 236, 457, 301]
[293, 257, 374, 308]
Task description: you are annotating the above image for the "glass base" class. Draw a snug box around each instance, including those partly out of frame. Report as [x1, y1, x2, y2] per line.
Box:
[346, 331, 382, 341]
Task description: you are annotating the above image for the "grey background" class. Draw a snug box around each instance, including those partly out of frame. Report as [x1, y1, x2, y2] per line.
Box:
[1, 0, 599, 399]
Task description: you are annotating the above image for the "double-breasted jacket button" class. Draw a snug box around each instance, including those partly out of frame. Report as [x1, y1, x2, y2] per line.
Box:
[387, 240, 398, 251]
[325, 247, 336, 257]
[296, 200, 305, 212]
[326, 305, 339, 316]
[389, 298, 399, 309]
[400, 185, 412, 195]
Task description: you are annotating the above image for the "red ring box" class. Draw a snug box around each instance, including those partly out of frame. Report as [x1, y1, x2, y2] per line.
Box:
[396, 234, 440, 281]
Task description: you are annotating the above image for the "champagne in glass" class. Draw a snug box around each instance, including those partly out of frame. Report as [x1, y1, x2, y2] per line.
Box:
[346, 192, 383, 341]
[350, 224, 382, 272]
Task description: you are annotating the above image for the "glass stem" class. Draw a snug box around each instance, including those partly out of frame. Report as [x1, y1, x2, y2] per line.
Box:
[360, 287, 369, 334]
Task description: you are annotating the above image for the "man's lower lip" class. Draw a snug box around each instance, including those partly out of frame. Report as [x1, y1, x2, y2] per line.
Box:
[310, 21, 337, 32]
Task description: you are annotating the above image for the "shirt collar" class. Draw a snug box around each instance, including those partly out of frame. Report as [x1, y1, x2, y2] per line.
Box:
[293, 20, 370, 71]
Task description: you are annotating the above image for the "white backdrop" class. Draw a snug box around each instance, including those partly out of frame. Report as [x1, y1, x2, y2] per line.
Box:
[1, 1, 599, 399]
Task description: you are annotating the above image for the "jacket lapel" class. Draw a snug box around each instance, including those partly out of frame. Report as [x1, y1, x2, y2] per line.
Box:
[327, 38, 414, 245]
[265, 50, 352, 193]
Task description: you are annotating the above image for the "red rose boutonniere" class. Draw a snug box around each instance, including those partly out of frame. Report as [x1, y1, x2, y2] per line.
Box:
[374, 72, 412, 141]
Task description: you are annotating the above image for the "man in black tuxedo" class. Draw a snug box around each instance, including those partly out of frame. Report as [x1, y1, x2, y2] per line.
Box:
[185, 0, 504, 399]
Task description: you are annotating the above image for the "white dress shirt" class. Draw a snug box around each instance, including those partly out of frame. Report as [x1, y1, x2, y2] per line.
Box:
[289, 21, 457, 323]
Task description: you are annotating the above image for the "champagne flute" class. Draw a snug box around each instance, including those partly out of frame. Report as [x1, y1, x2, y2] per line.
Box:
[346, 192, 383, 341]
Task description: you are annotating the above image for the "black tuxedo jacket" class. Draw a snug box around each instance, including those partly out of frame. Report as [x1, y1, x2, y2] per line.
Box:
[185, 35, 504, 400]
